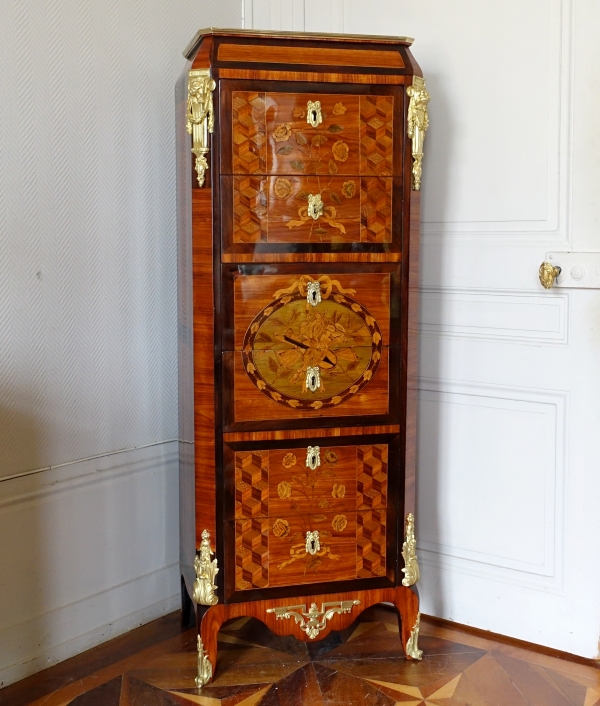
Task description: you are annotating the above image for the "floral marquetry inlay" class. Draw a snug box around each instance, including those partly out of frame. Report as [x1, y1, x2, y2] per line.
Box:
[233, 444, 390, 591]
[241, 275, 383, 411]
[230, 91, 394, 244]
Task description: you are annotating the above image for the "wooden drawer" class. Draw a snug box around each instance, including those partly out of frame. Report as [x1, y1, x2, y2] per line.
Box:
[220, 85, 403, 257]
[221, 265, 399, 428]
[223, 437, 399, 596]
[231, 444, 390, 521]
[230, 509, 392, 592]
[224, 174, 394, 245]
[228, 91, 395, 177]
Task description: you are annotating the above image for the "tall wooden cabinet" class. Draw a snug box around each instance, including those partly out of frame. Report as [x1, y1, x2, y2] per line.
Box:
[177, 28, 429, 687]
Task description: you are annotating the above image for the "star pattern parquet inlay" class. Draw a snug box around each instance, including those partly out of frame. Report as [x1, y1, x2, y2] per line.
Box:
[2, 606, 598, 706]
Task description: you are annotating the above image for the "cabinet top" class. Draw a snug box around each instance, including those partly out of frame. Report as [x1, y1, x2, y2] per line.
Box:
[183, 27, 414, 61]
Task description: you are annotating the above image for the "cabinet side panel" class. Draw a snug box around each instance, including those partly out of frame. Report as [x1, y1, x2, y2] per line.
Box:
[401, 48, 423, 518]
[404, 186, 420, 515]
[177, 66, 195, 586]
[193, 189, 216, 547]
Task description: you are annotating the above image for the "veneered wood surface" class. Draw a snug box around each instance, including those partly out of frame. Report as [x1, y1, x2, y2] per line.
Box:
[219, 68, 406, 85]
[192, 189, 216, 547]
[223, 424, 400, 442]
[403, 193, 420, 515]
[360, 95, 394, 175]
[268, 445, 362, 517]
[231, 92, 266, 175]
[221, 252, 402, 263]
[230, 92, 396, 180]
[231, 175, 391, 244]
[224, 346, 390, 424]
[233, 509, 388, 592]
[231, 272, 391, 350]
[267, 175, 362, 242]
[199, 585, 420, 683]
[218, 44, 405, 68]
[268, 511, 358, 587]
[265, 93, 360, 175]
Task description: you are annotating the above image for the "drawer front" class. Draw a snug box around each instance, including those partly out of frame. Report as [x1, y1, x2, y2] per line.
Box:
[223, 437, 399, 597]
[233, 444, 389, 521]
[222, 87, 401, 255]
[222, 266, 399, 428]
[226, 174, 393, 244]
[230, 91, 394, 177]
[232, 509, 390, 591]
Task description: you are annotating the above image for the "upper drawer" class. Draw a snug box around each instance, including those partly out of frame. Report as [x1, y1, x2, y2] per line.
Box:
[227, 91, 396, 177]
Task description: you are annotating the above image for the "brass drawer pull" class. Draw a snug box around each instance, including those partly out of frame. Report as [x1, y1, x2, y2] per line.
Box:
[306, 100, 323, 128]
[305, 366, 321, 393]
[307, 193, 324, 220]
[306, 445, 320, 470]
[305, 530, 321, 555]
[306, 281, 321, 307]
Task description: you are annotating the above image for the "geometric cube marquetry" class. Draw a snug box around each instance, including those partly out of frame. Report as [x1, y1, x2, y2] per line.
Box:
[232, 92, 267, 175]
[233, 175, 268, 243]
[357, 444, 388, 510]
[360, 177, 392, 243]
[235, 517, 269, 590]
[357, 509, 387, 578]
[360, 96, 394, 176]
[235, 450, 269, 519]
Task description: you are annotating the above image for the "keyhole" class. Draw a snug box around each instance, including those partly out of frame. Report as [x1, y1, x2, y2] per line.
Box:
[311, 291, 317, 303]
[311, 375, 316, 388]
[310, 454, 316, 466]
[311, 109, 317, 123]
[309, 538, 316, 552]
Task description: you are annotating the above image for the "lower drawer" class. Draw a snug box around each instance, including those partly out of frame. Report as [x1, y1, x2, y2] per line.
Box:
[229, 508, 392, 592]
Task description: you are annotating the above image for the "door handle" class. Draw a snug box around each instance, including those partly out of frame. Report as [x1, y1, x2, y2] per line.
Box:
[539, 261, 562, 289]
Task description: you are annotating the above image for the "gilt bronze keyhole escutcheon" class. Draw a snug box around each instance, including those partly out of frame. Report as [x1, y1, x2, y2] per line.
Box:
[306, 100, 323, 128]
[305, 530, 321, 555]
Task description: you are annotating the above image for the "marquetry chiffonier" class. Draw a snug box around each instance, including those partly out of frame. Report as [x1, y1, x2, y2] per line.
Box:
[177, 28, 430, 687]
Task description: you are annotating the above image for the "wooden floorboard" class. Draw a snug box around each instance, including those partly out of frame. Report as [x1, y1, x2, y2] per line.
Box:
[1, 607, 598, 705]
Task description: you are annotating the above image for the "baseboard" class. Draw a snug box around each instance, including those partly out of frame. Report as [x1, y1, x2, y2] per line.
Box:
[0, 441, 180, 688]
[0, 569, 179, 688]
[421, 614, 600, 668]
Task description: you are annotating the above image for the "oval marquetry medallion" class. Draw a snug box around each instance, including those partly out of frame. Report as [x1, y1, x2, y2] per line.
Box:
[241, 275, 383, 410]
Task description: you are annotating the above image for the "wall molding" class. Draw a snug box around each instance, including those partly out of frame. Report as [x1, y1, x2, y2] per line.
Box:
[419, 0, 573, 246]
[417, 377, 567, 594]
[0, 565, 179, 688]
[0, 440, 179, 688]
[419, 286, 569, 346]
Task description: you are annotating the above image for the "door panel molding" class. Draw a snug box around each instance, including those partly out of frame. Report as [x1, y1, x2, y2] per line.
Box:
[416, 377, 566, 593]
[419, 287, 569, 345]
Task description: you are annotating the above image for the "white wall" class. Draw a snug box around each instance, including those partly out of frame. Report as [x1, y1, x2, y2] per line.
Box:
[0, 0, 241, 687]
[243, 0, 600, 658]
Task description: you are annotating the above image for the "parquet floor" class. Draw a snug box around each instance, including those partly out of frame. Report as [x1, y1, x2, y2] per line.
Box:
[1, 606, 598, 706]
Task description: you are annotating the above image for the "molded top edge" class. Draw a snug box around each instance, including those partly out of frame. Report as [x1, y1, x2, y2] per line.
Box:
[183, 27, 414, 60]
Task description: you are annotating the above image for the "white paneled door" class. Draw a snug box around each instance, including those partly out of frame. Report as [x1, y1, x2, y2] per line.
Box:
[243, 0, 600, 658]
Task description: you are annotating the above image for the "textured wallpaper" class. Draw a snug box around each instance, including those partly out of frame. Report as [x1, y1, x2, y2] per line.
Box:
[0, 1, 241, 477]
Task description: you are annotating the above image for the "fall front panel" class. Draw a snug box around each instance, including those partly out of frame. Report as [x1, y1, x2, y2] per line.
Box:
[220, 265, 399, 429]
